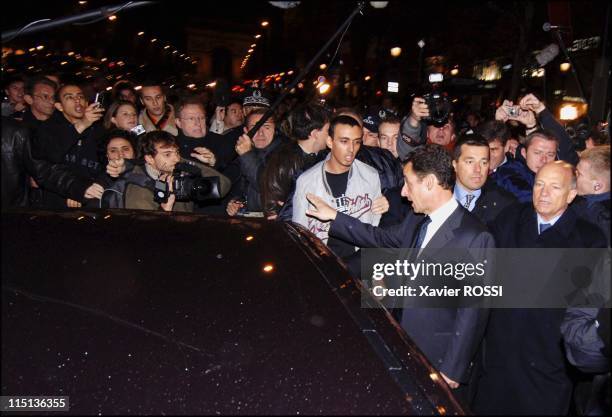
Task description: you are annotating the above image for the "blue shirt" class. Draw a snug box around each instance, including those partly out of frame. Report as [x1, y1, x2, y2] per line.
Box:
[585, 192, 610, 208]
[454, 183, 482, 211]
[537, 212, 563, 234]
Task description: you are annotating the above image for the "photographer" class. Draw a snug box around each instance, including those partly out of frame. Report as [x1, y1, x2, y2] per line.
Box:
[103, 131, 230, 212]
[397, 95, 453, 160]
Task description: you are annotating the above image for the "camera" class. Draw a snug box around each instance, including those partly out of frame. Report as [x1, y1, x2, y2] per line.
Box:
[153, 161, 221, 204]
[422, 92, 452, 127]
[507, 106, 520, 117]
[565, 122, 590, 152]
[130, 124, 146, 136]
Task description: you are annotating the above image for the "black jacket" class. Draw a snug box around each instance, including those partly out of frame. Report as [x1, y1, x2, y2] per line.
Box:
[176, 129, 238, 172]
[474, 204, 607, 415]
[472, 179, 518, 227]
[32, 112, 105, 208]
[571, 193, 611, 246]
[1, 117, 90, 208]
[229, 135, 287, 212]
[330, 205, 494, 383]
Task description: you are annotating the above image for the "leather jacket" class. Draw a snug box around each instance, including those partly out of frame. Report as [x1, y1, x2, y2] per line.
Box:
[2, 117, 91, 209]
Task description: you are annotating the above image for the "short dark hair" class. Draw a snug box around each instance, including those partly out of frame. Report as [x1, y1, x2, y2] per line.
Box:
[407, 144, 455, 190]
[378, 115, 401, 134]
[224, 97, 243, 112]
[525, 129, 559, 149]
[102, 129, 137, 157]
[291, 104, 331, 140]
[3, 75, 24, 90]
[453, 134, 490, 161]
[476, 120, 510, 146]
[25, 76, 58, 96]
[328, 114, 362, 138]
[141, 79, 162, 89]
[55, 83, 82, 103]
[139, 130, 178, 158]
[175, 96, 205, 118]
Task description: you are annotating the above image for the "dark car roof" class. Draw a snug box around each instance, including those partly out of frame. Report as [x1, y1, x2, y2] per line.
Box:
[2, 209, 464, 415]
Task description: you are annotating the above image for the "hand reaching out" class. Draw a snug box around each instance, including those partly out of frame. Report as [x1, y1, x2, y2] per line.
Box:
[305, 193, 337, 221]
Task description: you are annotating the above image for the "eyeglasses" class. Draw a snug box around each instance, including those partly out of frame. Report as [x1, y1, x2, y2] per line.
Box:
[33, 94, 55, 102]
[181, 116, 206, 124]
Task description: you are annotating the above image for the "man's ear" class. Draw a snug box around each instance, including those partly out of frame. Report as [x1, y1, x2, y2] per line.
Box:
[24, 95, 34, 106]
[521, 147, 527, 160]
[175, 117, 182, 129]
[567, 188, 578, 204]
[326, 135, 333, 149]
[144, 154, 155, 166]
[452, 159, 457, 172]
[593, 181, 602, 192]
[309, 128, 318, 141]
[424, 173, 435, 190]
[54, 102, 63, 112]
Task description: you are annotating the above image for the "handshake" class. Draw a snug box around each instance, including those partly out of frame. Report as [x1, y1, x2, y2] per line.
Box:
[496, 93, 546, 128]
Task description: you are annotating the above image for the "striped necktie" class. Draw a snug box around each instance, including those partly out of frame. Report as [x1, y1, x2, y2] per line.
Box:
[464, 194, 475, 209]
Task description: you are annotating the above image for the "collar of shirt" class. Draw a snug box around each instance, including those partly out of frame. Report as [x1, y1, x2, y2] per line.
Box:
[144, 164, 162, 181]
[420, 197, 459, 249]
[494, 155, 508, 173]
[453, 183, 482, 211]
[585, 192, 610, 207]
[536, 212, 563, 234]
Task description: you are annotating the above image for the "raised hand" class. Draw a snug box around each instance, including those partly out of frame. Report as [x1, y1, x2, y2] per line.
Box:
[191, 146, 216, 166]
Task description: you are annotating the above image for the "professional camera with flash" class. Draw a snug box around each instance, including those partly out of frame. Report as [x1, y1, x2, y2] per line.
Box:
[153, 161, 221, 204]
[421, 73, 453, 127]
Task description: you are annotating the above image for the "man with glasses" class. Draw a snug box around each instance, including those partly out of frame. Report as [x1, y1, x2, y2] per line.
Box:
[22, 76, 58, 132]
[32, 83, 105, 208]
[22, 76, 60, 206]
[175, 96, 239, 172]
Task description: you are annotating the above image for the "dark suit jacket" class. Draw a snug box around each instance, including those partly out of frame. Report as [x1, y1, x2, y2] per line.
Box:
[472, 180, 517, 227]
[474, 204, 607, 415]
[330, 203, 495, 383]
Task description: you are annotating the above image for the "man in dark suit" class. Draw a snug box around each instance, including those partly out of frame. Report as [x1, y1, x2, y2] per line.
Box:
[304, 144, 495, 403]
[452, 135, 517, 226]
[473, 161, 607, 415]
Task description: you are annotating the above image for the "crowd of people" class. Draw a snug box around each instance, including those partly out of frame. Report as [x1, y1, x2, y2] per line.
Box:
[2, 70, 610, 415]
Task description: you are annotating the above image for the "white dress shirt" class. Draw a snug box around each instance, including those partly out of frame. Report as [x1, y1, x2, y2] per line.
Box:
[419, 197, 459, 249]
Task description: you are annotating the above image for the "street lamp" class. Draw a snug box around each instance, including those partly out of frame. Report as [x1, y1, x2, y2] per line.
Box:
[390, 47, 401, 57]
[261, 21, 270, 27]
